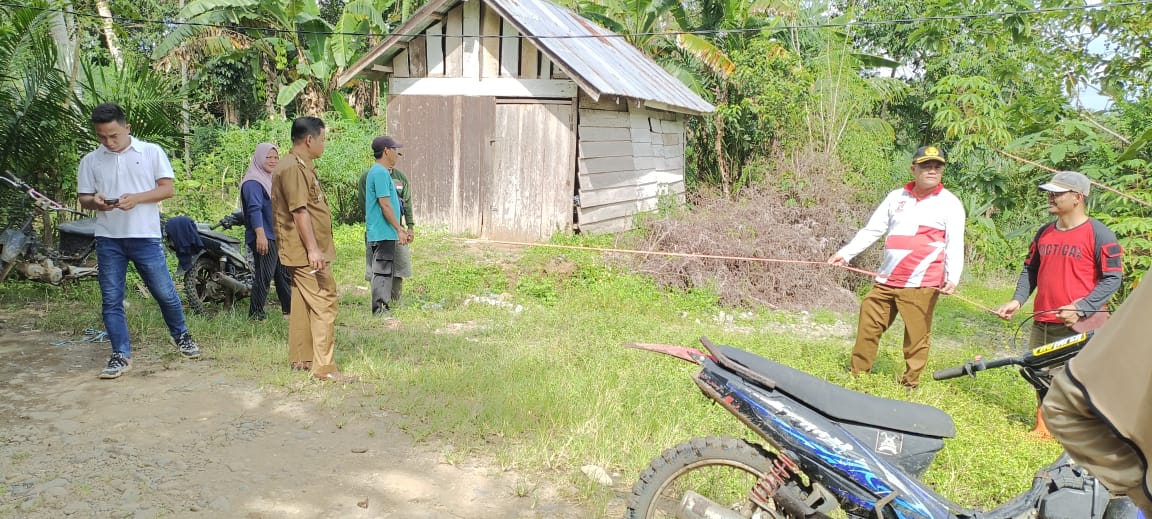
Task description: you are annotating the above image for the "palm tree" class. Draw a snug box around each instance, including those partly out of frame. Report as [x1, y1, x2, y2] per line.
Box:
[0, 3, 187, 199]
[583, 0, 906, 196]
[0, 5, 86, 194]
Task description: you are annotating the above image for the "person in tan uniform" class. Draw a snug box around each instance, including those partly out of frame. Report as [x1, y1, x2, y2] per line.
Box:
[271, 116, 355, 382]
[1043, 278, 1152, 516]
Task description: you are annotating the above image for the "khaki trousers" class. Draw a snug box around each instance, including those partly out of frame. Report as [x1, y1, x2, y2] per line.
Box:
[850, 283, 940, 387]
[1044, 371, 1152, 514]
[1030, 321, 1079, 349]
[287, 267, 339, 376]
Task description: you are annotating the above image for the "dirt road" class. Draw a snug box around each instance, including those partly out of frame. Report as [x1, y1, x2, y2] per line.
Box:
[0, 320, 589, 518]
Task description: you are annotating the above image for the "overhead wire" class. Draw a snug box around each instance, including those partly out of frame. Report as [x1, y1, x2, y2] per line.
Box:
[1, 0, 1150, 40]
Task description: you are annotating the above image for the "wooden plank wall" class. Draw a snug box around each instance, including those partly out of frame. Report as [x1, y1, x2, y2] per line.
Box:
[386, 95, 495, 235]
[576, 92, 686, 234]
[389, 3, 558, 80]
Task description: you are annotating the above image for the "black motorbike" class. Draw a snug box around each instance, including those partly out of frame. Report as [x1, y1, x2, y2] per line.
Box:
[164, 210, 253, 315]
[626, 332, 1139, 519]
[0, 173, 98, 284]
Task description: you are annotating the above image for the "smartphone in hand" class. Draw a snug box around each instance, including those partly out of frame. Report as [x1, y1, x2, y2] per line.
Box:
[104, 198, 119, 206]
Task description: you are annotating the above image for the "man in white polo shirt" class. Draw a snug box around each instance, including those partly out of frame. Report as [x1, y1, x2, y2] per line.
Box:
[827, 145, 966, 388]
[77, 103, 202, 379]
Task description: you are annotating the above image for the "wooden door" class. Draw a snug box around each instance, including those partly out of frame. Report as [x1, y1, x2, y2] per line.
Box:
[387, 95, 494, 235]
[485, 100, 576, 241]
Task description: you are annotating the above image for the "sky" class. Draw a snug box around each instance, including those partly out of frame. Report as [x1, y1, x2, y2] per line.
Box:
[1075, 34, 1113, 112]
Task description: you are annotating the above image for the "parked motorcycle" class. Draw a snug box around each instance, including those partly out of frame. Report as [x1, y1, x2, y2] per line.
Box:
[625, 333, 1140, 519]
[0, 173, 97, 284]
[164, 210, 253, 315]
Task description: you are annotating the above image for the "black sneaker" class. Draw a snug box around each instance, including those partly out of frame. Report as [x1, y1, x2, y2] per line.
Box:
[99, 353, 131, 379]
[174, 332, 202, 359]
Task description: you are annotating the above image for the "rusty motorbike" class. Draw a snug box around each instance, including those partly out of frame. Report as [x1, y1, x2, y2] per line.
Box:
[0, 173, 97, 284]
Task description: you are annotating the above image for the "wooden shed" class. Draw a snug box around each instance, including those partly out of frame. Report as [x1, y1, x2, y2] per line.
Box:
[338, 0, 714, 240]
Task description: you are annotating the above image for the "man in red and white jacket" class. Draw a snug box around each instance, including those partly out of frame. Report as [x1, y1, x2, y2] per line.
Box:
[828, 145, 966, 388]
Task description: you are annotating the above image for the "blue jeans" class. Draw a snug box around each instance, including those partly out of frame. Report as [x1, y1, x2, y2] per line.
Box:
[96, 237, 188, 357]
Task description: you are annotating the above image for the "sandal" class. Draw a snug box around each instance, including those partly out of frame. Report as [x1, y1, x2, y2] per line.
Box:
[290, 361, 312, 371]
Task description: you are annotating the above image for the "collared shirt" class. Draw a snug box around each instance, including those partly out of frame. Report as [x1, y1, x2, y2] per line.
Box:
[836, 183, 966, 288]
[76, 137, 174, 238]
[271, 153, 336, 267]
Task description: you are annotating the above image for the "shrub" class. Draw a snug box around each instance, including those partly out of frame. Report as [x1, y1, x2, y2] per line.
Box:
[167, 116, 386, 222]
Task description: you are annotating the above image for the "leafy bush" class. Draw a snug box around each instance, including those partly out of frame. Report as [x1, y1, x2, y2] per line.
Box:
[686, 36, 813, 194]
[167, 115, 386, 222]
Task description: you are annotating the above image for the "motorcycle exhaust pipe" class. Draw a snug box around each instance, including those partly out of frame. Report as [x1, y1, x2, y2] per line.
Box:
[210, 272, 250, 297]
[677, 491, 747, 519]
[65, 265, 98, 279]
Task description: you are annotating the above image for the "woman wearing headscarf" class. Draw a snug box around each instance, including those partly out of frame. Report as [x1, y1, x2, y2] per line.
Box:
[240, 143, 291, 321]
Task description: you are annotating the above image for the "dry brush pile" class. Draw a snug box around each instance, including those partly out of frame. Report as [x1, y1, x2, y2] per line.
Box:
[623, 159, 882, 311]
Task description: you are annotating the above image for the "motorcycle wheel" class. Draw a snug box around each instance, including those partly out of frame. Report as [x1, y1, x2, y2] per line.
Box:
[184, 257, 234, 315]
[627, 436, 784, 519]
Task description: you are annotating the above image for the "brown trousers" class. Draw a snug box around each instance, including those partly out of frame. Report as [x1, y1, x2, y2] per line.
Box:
[287, 267, 339, 376]
[850, 283, 940, 387]
[1044, 371, 1152, 514]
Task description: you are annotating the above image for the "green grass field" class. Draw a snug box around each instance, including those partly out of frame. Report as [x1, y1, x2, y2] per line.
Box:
[0, 227, 1062, 513]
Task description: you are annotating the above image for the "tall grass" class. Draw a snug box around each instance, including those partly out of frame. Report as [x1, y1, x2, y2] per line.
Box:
[0, 227, 1061, 511]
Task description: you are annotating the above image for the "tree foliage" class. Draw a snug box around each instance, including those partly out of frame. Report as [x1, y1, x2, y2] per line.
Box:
[3, 0, 1152, 292]
[0, 2, 186, 192]
[156, 0, 393, 117]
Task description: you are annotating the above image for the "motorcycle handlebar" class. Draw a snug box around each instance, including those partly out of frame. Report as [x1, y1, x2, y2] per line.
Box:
[212, 210, 246, 230]
[933, 356, 1020, 381]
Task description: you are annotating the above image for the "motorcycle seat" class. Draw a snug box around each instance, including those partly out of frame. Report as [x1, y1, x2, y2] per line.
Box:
[57, 218, 98, 237]
[713, 345, 956, 439]
[198, 229, 241, 245]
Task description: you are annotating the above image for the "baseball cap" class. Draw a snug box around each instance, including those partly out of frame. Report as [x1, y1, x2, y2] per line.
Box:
[371, 136, 403, 156]
[1039, 171, 1091, 196]
[912, 145, 948, 164]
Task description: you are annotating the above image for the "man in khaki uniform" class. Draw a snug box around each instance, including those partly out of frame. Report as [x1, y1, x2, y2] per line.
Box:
[271, 116, 355, 382]
[1043, 278, 1152, 515]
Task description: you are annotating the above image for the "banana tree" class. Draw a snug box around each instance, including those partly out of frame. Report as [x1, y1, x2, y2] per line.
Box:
[155, 0, 392, 117]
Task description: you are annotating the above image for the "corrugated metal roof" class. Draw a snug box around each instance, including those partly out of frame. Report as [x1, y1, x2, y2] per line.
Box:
[339, 0, 714, 115]
[486, 0, 714, 114]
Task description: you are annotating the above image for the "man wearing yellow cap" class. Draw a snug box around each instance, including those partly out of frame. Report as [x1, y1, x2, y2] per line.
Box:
[828, 145, 966, 389]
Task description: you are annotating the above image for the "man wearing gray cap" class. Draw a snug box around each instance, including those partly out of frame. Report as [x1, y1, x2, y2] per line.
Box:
[995, 170, 1123, 437]
[363, 136, 411, 318]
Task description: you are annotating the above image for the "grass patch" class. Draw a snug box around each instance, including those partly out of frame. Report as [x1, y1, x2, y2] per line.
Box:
[0, 227, 1063, 511]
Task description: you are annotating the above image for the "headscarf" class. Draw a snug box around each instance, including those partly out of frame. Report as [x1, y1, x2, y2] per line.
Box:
[240, 143, 277, 196]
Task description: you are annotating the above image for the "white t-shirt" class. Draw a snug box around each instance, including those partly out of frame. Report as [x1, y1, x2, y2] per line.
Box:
[77, 137, 174, 238]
